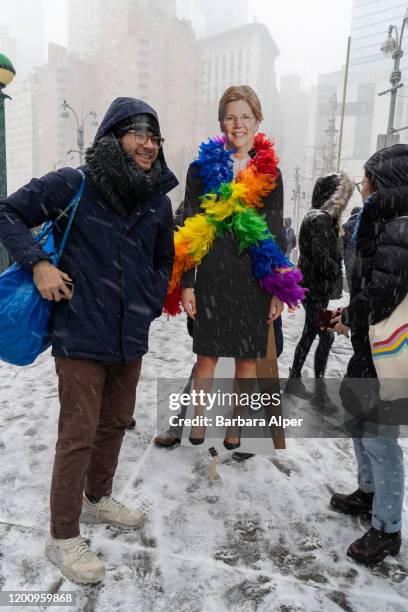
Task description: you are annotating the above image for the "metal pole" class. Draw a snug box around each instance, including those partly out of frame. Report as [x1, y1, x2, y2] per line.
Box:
[337, 36, 351, 172]
[0, 86, 10, 198]
[387, 52, 402, 135]
[0, 86, 11, 271]
[388, 19, 407, 137]
[77, 125, 84, 165]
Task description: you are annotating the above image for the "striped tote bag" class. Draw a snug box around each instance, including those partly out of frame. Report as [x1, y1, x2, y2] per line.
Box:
[369, 292, 408, 401]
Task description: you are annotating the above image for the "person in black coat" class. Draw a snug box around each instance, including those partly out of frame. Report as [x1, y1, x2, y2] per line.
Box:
[330, 144, 408, 565]
[342, 205, 362, 292]
[286, 172, 354, 397]
[0, 97, 177, 584]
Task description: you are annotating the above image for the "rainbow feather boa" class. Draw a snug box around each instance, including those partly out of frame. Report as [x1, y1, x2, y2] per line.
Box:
[164, 133, 306, 315]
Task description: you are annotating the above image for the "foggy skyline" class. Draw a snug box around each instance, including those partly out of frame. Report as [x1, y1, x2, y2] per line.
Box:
[1, 0, 354, 90]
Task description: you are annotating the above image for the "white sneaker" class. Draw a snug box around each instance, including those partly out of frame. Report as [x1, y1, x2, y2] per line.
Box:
[80, 494, 144, 529]
[45, 535, 106, 585]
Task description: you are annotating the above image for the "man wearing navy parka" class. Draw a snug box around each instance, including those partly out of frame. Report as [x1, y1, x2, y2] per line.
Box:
[0, 97, 177, 584]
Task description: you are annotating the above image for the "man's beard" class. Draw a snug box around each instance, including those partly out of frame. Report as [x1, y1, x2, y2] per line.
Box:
[85, 133, 162, 216]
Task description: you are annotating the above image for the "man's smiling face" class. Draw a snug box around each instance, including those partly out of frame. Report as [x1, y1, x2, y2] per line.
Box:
[120, 130, 160, 171]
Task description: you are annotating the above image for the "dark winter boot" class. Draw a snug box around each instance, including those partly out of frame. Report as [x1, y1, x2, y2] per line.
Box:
[232, 452, 254, 462]
[330, 488, 373, 516]
[347, 527, 401, 565]
[313, 379, 339, 414]
[285, 368, 312, 400]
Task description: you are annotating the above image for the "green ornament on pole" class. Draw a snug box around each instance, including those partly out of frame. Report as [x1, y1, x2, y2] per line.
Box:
[0, 52, 15, 272]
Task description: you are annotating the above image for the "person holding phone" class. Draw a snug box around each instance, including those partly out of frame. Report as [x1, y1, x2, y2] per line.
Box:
[286, 172, 354, 398]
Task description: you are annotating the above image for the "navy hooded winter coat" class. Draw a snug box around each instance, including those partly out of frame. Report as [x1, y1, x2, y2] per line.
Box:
[0, 98, 178, 362]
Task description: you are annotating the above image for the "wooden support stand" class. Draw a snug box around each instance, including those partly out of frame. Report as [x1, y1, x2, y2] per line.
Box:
[256, 323, 286, 450]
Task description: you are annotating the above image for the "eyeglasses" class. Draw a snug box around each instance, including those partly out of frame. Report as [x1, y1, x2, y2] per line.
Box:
[355, 180, 368, 193]
[127, 130, 165, 149]
[222, 114, 256, 126]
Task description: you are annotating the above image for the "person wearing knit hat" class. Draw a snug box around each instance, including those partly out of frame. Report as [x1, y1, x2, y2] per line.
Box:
[0, 97, 178, 584]
[286, 171, 354, 398]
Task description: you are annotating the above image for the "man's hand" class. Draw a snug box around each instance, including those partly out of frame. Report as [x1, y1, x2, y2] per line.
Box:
[268, 295, 284, 324]
[181, 288, 196, 319]
[33, 260, 73, 302]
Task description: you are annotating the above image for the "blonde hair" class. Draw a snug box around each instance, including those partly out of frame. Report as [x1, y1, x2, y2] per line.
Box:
[218, 85, 263, 122]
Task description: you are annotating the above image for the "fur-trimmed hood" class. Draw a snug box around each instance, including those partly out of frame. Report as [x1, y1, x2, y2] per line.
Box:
[320, 171, 355, 219]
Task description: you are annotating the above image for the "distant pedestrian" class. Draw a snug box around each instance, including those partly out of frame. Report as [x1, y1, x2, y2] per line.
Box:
[284, 217, 296, 259]
[342, 206, 362, 292]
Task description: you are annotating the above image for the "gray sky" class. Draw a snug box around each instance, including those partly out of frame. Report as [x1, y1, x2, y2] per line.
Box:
[41, 0, 353, 89]
[248, 0, 353, 87]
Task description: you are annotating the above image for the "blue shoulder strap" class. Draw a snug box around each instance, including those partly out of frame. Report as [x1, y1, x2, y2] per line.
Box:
[54, 170, 85, 264]
[34, 170, 85, 260]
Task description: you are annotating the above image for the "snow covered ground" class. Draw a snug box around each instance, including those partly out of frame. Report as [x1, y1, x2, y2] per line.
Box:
[1, 300, 408, 612]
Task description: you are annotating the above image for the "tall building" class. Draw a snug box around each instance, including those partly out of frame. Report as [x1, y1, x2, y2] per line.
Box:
[6, 77, 37, 193]
[278, 74, 310, 218]
[0, 22, 17, 65]
[0, 0, 44, 79]
[199, 22, 280, 138]
[68, 0, 178, 59]
[93, 0, 200, 203]
[6, 43, 98, 193]
[177, 0, 249, 38]
[349, 0, 408, 147]
[350, 0, 408, 73]
[67, 0, 102, 60]
[309, 0, 408, 202]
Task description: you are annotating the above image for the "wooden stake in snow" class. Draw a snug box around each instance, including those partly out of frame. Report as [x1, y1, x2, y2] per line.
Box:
[208, 447, 220, 481]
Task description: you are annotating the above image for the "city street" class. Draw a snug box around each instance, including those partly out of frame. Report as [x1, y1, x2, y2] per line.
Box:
[1, 302, 407, 612]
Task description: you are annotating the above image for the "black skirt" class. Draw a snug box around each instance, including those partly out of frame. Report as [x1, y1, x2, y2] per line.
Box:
[181, 163, 285, 360]
[192, 230, 271, 358]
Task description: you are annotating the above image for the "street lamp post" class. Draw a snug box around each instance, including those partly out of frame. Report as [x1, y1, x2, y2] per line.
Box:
[0, 53, 15, 199]
[61, 100, 98, 165]
[378, 9, 408, 148]
[0, 53, 15, 272]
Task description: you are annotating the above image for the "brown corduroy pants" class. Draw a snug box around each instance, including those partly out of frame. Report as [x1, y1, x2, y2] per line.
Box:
[50, 356, 142, 539]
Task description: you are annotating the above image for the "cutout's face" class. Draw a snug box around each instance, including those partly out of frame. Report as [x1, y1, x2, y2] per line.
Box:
[220, 100, 259, 151]
[120, 131, 160, 170]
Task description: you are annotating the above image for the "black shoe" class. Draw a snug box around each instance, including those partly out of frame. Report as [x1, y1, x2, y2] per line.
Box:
[126, 418, 136, 430]
[347, 527, 401, 565]
[189, 436, 205, 445]
[223, 427, 241, 451]
[330, 488, 374, 516]
[232, 452, 254, 462]
[285, 369, 312, 400]
[189, 426, 206, 446]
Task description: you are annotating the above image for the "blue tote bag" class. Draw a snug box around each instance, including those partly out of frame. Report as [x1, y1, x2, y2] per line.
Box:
[0, 170, 85, 366]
